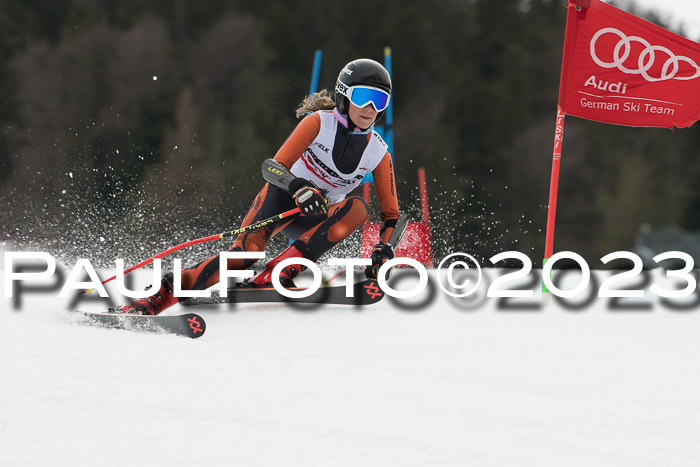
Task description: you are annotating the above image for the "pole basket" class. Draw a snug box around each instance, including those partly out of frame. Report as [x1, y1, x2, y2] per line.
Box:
[359, 167, 434, 267]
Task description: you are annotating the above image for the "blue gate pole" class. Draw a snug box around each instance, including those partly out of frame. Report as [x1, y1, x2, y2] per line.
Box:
[383, 46, 394, 156]
[362, 47, 393, 185]
[309, 49, 322, 95]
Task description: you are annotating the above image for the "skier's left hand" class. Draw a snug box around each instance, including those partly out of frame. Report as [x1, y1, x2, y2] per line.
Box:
[365, 242, 394, 279]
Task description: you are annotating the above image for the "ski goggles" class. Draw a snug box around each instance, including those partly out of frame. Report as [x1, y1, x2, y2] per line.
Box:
[336, 81, 391, 112]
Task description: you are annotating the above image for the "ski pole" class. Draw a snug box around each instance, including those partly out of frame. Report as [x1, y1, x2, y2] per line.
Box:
[85, 207, 301, 293]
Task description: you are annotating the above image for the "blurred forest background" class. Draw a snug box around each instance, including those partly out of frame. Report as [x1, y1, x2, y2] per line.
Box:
[0, 0, 698, 268]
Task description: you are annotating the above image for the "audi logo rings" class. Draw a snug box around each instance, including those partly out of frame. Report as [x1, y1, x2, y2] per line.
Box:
[590, 27, 700, 82]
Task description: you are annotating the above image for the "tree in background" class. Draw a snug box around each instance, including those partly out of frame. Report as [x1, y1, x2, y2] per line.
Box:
[0, 0, 697, 268]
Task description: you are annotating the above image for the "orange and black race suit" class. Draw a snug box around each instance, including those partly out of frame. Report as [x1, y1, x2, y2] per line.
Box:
[180, 110, 400, 290]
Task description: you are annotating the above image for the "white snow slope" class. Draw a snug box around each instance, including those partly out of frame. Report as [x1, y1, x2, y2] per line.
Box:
[2, 264, 700, 467]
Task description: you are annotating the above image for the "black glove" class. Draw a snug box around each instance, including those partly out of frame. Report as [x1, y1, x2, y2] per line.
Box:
[365, 242, 394, 279]
[289, 178, 329, 216]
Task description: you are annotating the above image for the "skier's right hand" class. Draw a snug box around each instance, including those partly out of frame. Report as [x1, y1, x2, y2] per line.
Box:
[289, 178, 329, 216]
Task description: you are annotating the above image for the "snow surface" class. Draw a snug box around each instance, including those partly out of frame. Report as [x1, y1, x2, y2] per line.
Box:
[2, 263, 700, 467]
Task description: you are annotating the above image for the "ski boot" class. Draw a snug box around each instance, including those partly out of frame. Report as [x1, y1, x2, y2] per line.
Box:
[112, 272, 178, 315]
[245, 242, 308, 288]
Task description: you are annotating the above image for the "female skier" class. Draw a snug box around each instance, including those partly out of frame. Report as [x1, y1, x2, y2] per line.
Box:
[117, 58, 400, 315]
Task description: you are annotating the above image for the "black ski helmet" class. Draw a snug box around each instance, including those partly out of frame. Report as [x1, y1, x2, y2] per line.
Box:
[335, 58, 392, 120]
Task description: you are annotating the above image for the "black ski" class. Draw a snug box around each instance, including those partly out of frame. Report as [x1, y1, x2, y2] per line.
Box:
[180, 279, 385, 306]
[79, 311, 206, 338]
[181, 213, 409, 308]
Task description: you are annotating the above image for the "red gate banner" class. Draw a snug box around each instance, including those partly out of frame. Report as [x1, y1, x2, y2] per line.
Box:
[559, 0, 700, 128]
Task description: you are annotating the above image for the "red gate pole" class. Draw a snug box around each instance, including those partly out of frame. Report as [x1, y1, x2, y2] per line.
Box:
[417, 167, 434, 268]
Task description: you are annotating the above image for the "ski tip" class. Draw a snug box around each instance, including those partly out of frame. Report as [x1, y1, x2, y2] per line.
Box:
[357, 280, 385, 304]
[182, 313, 206, 338]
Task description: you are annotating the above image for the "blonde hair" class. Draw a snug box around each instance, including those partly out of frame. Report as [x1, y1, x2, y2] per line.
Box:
[295, 89, 335, 118]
